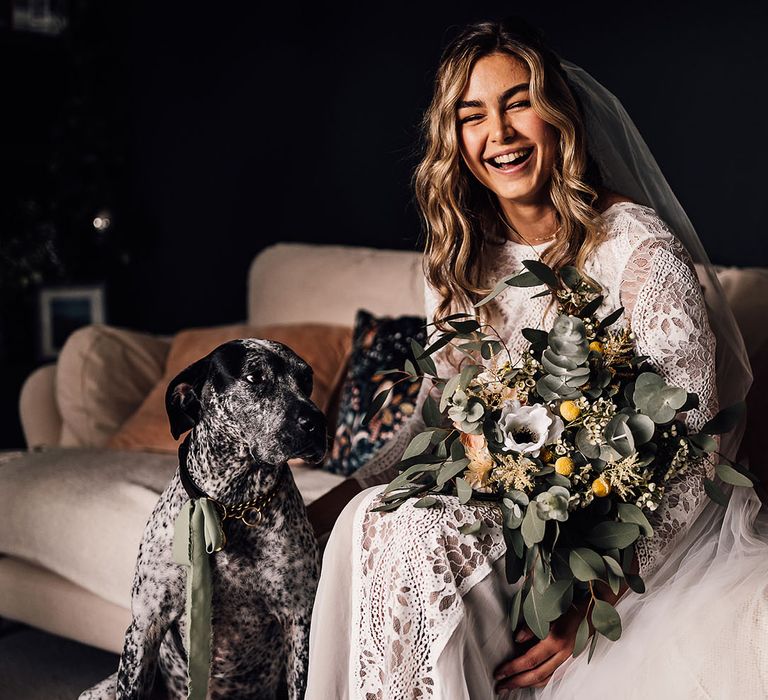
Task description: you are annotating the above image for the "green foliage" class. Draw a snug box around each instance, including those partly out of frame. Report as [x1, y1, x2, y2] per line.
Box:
[523, 587, 550, 640]
[521, 504, 546, 547]
[572, 616, 591, 657]
[591, 599, 622, 641]
[586, 521, 641, 549]
[569, 548, 604, 581]
[617, 503, 653, 538]
[701, 401, 746, 435]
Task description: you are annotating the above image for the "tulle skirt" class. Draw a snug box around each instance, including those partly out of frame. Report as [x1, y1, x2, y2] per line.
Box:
[306, 484, 768, 699]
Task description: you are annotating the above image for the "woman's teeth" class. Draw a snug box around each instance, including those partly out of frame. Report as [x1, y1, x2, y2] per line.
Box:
[490, 147, 533, 169]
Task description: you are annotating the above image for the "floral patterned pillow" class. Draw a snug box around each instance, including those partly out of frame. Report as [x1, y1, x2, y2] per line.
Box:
[323, 309, 427, 476]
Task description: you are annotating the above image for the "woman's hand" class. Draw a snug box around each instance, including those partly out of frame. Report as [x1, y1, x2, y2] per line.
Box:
[493, 554, 637, 694]
[493, 598, 590, 693]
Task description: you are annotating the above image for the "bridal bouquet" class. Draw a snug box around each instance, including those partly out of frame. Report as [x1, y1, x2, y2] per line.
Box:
[366, 259, 756, 661]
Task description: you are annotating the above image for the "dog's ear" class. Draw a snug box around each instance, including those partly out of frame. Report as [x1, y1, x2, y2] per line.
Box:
[165, 356, 211, 439]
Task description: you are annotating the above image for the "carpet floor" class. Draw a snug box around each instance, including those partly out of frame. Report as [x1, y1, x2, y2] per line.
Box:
[0, 622, 119, 699]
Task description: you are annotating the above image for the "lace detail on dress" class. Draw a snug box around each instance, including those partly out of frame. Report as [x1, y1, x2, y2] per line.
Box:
[351, 488, 506, 698]
[619, 232, 719, 579]
[348, 202, 719, 696]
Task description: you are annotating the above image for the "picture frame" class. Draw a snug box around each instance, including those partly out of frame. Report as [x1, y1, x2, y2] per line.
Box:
[37, 284, 107, 360]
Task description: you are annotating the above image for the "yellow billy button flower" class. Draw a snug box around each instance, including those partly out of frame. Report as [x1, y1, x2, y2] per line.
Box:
[539, 446, 555, 464]
[559, 400, 581, 422]
[592, 476, 612, 497]
[589, 340, 604, 353]
[554, 456, 574, 477]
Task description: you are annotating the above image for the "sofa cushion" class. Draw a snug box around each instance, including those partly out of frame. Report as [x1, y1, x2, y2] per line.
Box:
[0, 448, 344, 609]
[108, 323, 353, 454]
[56, 325, 171, 448]
[323, 310, 427, 476]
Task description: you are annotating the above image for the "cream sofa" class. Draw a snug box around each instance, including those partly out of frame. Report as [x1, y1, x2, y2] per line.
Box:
[1, 242, 766, 656]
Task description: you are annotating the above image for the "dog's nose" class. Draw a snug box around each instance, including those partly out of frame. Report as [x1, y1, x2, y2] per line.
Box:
[297, 414, 322, 435]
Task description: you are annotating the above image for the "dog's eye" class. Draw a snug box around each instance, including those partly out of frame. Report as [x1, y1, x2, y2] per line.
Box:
[245, 374, 260, 384]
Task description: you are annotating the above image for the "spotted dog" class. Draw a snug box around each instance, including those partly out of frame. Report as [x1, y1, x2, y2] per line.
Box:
[80, 338, 325, 700]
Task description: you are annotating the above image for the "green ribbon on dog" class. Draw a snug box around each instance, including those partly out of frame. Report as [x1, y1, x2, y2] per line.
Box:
[172, 497, 226, 700]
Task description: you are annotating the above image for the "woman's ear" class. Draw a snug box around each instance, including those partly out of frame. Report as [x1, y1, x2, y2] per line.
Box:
[165, 356, 211, 439]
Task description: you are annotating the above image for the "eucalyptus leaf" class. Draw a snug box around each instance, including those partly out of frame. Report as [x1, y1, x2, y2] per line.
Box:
[475, 277, 516, 307]
[417, 331, 457, 361]
[459, 364, 482, 391]
[410, 338, 437, 377]
[450, 438, 466, 461]
[530, 289, 553, 299]
[449, 319, 480, 333]
[506, 270, 545, 288]
[439, 374, 461, 412]
[587, 627, 599, 662]
[456, 476, 473, 504]
[422, 393, 442, 427]
[572, 616, 590, 657]
[402, 430, 435, 460]
[540, 580, 574, 622]
[607, 569, 621, 596]
[413, 496, 441, 508]
[575, 427, 601, 459]
[602, 555, 625, 579]
[597, 306, 624, 330]
[522, 328, 550, 344]
[700, 401, 746, 435]
[580, 295, 604, 317]
[505, 548, 525, 584]
[704, 478, 730, 507]
[370, 500, 404, 513]
[560, 265, 582, 289]
[436, 458, 470, 486]
[591, 599, 622, 641]
[510, 587, 523, 631]
[569, 548, 604, 581]
[689, 433, 718, 452]
[521, 504, 546, 547]
[362, 385, 392, 426]
[586, 521, 640, 549]
[509, 527, 525, 559]
[617, 503, 654, 538]
[523, 587, 550, 640]
[626, 573, 646, 594]
[522, 259, 559, 287]
[435, 312, 475, 322]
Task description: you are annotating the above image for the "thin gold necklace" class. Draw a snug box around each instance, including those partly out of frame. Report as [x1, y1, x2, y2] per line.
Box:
[498, 211, 559, 257]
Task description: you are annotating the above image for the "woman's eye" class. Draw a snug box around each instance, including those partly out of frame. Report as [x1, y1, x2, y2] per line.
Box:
[507, 100, 530, 110]
[460, 114, 482, 124]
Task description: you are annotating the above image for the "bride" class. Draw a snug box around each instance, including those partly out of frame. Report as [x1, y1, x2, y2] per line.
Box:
[305, 16, 768, 699]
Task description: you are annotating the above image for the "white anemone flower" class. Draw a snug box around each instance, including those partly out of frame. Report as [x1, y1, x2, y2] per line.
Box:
[498, 399, 564, 457]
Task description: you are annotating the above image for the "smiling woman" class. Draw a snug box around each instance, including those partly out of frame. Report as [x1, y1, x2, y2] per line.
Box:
[305, 14, 768, 700]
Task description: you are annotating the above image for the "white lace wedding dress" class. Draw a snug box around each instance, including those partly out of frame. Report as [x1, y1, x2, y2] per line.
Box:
[305, 201, 768, 699]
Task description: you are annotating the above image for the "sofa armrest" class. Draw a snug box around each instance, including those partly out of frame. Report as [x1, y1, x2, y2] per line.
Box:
[19, 363, 62, 448]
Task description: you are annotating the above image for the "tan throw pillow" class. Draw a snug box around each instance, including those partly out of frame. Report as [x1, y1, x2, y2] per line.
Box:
[57, 324, 171, 448]
[108, 323, 353, 454]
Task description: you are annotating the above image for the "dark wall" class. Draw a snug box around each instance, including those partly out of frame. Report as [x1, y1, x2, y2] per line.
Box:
[1, 1, 767, 446]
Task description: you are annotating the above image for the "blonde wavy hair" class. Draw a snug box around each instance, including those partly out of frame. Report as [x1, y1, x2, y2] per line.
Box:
[413, 17, 610, 342]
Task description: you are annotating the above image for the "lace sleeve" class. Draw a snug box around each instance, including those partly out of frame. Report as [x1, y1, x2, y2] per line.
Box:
[352, 276, 453, 490]
[620, 234, 719, 580]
